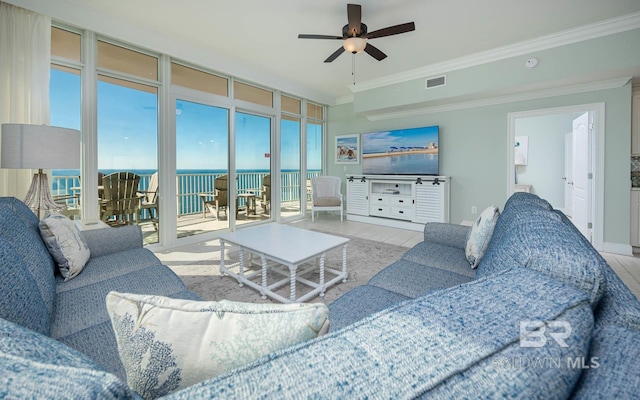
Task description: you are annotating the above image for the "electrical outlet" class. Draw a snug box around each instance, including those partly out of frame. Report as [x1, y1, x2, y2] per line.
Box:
[471, 206, 477, 214]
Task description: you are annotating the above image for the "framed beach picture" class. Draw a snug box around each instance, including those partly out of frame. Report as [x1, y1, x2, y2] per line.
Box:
[335, 134, 360, 164]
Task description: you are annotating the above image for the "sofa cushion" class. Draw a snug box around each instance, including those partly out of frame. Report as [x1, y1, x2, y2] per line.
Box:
[314, 196, 341, 206]
[465, 205, 499, 268]
[0, 206, 56, 319]
[80, 225, 143, 258]
[422, 222, 471, 249]
[505, 191, 553, 210]
[477, 196, 605, 306]
[0, 317, 135, 399]
[401, 241, 475, 278]
[106, 292, 330, 399]
[55, 247, 164, 294]
[328, 285, 411, 331]
[570, 323, 640, 399]
[39, 213, 91, 280]
[0, 237, 52, 336]
[51, 264, 192, 340]
[368, 259, 473, 298]
[553, 209, 640, 331]
[166, 268, 593, 399]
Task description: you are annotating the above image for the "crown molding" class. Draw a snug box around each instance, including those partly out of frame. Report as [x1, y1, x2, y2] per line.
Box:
[365, 77, 632, 121]
[349, 12, 640, 95]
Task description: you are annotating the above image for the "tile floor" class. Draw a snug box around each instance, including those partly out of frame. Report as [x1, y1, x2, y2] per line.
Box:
[156, 214, 640, 301]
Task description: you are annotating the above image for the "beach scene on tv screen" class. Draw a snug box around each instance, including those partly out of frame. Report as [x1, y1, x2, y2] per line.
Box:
[362, 126, 439, 175]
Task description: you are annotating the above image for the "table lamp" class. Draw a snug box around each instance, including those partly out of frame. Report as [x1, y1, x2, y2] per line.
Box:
[1, 123, 81, 217]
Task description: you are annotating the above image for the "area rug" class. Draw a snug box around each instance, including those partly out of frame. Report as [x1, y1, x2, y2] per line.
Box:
[170, 233, 409, 305]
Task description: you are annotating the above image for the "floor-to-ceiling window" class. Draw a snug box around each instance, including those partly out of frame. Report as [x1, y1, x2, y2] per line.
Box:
[49, 22, 325, 248]
[97, 40, 159, 243]
[306, 102, 324, 211]
[235, 111, 272, 226]
[281, 95, 302, 217]
[50, 27, 82, 217]
[175, 99, 230, 236]
[172, 63, 231, 238]
[233, 81, 274, 228]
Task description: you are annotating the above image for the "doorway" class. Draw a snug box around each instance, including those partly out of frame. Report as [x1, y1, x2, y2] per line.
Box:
[507, 103, 605, 250]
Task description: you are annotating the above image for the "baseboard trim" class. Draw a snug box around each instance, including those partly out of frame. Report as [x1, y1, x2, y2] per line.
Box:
[602, 241, 633, 256]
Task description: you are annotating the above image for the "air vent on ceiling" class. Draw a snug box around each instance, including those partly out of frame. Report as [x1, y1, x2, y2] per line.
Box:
[425, 75, 446, 89]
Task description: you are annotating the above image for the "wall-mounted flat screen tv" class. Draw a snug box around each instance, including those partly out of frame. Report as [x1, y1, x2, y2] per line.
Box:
[362, 125, 439, 175]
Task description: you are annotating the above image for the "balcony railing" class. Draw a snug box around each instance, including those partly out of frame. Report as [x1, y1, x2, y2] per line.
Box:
[52, 170, 322, 218]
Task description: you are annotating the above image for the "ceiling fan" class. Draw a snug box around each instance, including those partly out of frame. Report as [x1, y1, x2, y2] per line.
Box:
[298, 3, 415, 63]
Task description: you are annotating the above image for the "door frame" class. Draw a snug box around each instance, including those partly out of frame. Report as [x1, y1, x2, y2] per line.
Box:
[506, 103, 605, 251]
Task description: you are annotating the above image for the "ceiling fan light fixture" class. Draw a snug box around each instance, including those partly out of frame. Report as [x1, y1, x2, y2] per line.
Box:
[343, 37, 367, 54]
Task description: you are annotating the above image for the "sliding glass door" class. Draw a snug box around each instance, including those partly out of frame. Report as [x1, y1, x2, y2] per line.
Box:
[235, 111, 272, 226]
[175, 99, 230, 238]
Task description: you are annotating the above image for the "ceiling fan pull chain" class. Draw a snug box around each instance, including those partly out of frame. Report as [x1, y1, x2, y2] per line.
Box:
[352, 53, 356, 85]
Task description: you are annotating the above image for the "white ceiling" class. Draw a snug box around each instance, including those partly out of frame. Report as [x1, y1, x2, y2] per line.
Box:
[7, 0, 640, 104]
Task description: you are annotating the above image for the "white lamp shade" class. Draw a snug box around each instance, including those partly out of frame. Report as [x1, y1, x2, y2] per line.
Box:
[343, 37, 367, 54]
[1, 124, 80, 169]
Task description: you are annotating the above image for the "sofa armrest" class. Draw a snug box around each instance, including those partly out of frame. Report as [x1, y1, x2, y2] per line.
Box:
[81, 225, 143, 258]
[423, 222, 470, 249]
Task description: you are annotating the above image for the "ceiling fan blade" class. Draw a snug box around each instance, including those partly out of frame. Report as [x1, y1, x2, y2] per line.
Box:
[364, 43, 387, 61]
[365, 22, 415, 39]
[347, 3, 362, 36]
[324, 47, 346, 63]
[298, 34, 343, 40]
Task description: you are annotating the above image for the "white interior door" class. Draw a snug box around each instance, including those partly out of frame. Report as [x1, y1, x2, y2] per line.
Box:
[563, 132, 573, 217]
[571, 112, 591, 241]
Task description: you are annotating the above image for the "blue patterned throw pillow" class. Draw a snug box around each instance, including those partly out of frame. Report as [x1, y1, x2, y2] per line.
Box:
[465, 205, 500, 268]
[106, 292, 330, 399]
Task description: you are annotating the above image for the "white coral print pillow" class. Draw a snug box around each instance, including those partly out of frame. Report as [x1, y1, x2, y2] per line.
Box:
[106, 292, 330, 399]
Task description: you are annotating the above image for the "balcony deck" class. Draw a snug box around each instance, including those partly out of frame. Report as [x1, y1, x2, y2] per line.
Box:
[52, 170, 317, 245]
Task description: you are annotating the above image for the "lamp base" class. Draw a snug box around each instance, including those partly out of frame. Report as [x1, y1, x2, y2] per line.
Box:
[23, 170, 65, 218]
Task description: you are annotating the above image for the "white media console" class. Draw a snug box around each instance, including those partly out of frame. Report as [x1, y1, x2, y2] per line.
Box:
[346, 175, 450, 231]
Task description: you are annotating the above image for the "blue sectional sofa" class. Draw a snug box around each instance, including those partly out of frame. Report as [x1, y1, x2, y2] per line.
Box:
[0, 196, 200, 397]
[2, 193, 640, 398]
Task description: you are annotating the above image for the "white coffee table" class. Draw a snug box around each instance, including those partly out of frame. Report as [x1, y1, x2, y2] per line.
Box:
[218, 223, 349, 303]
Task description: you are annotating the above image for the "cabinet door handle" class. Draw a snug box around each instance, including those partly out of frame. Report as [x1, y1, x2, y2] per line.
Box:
[378, 208, 383, 211]
[398, 210, 404, 214]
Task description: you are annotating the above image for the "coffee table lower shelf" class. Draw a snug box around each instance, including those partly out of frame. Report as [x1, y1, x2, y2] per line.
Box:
[219, 241, 348, 304]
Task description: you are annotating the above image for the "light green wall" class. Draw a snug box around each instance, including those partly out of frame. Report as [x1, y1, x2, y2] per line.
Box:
[327, 84, 632, 246]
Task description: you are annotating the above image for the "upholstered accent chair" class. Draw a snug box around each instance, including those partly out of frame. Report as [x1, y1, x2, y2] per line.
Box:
[310, 176, 343, 222]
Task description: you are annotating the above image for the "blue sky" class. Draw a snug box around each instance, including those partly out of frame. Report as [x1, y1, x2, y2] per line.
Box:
[362, 125, 439, 154]
[50, 68, 322, 172]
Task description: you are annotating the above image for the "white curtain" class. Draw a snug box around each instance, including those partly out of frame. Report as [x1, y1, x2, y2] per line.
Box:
[0, 2, 51, 198]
